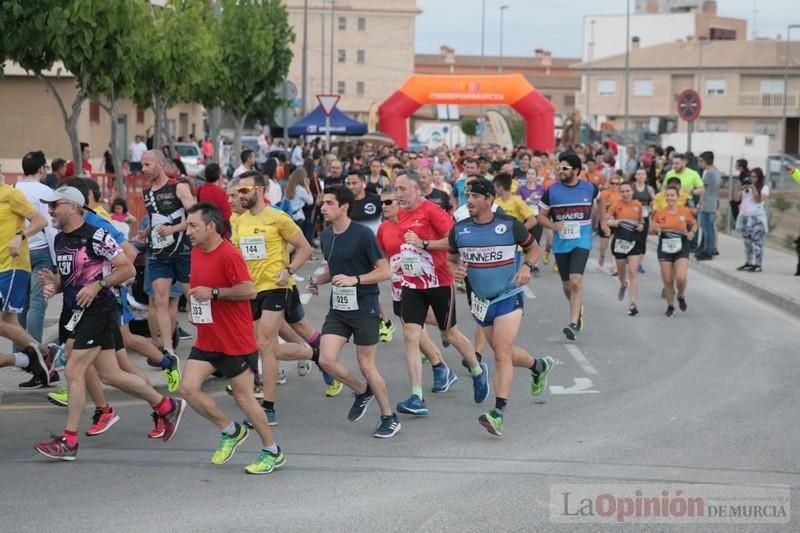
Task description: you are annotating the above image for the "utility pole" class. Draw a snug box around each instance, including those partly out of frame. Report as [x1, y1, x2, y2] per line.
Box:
[321, 9, 325, 95]
[301, 0, 308, 115]
[586, 19, 595, 127]
[623, 0, 630, 163]
[498, 5, 508, 73]
[329, 0, 335, 94]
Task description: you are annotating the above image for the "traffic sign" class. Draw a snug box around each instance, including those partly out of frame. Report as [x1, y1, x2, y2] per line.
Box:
[677, 89, 702, 122]
[275, 80, 298, 102]
[273, 106, 295, 128]
[317, 94, 340, 116]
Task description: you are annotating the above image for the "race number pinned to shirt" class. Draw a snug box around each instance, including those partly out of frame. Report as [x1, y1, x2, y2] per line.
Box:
[613, 239, 636, 255]
[151, 227, 175, 250]
[470, 293, 490, 322]
[190, 296, 213, 324]
[65, 308, 85, 332]
[559, 221, 581, 240]
[332, 286, 359, 311]
[661, 237, 683, 254]
[401, 249, 423, 277]
[239, 236, 267, 260]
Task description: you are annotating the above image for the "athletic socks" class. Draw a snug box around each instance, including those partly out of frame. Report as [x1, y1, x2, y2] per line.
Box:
[532, 358, 544, 375]
[495, 397, 507, 412]
[432, 362, 445, 370]
[14, 353, 30, 368]
[154, 396, 172, 416]
[222, 421, 238, 436]
[469, 364, 483, 377]
[263, 443, 279, 455]
[261, 400, 275, 411]
[411, 386, 423, 399]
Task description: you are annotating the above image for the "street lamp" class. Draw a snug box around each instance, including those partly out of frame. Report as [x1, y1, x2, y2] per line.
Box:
[781, 24, 799, 188]
[498, 5, 509, 73]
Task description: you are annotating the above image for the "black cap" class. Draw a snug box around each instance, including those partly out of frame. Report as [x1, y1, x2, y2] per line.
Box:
[465, 177, 494, 197]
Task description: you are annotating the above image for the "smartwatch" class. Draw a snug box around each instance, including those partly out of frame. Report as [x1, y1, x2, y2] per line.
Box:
[422, 240, 430, 250]
[523, 260, 535, 273]
[99, 278, 109, 289]
[16, 231, 26, 241]
[212, 288, 220, 300]
[287, 267, 294, 276]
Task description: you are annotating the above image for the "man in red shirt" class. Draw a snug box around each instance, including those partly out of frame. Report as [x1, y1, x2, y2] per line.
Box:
[196, 163, 232, 235]
[181, 202, 284, 475]
[393, 170, 489, 417]
[64, 142, 93, 178]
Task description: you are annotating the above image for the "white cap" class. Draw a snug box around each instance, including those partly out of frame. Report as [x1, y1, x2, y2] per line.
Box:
[39, 186, 86, 207]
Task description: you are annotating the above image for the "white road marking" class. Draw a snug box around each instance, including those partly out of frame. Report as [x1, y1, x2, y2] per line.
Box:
[550, 377, 599, 395]
[524, 286, 536, 299]
[563, 343, 597, 375]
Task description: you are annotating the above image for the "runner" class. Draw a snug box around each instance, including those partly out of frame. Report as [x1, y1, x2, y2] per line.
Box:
[394, 171, 489, 416]
[310, 186, 401, 438]
[597, 176, 621, 274]
[181, 203, 285, 474]
[419, 167, 453, 213]
[631, 168, 656, 274]
[608, 182, 645, 316]
[652, 186, 697, 317]
[233, 171, 315, 426]
[538, 152, 608, 340]
[35, 186, 185, 461]
[447, 177, 554, 436]
[376, 185, 457, 393]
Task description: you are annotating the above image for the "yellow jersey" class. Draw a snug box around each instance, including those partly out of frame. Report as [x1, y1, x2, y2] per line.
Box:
[0, 184, 35, 272]
[95, 205, 112, 222]
[232, 206, 300, 291]
[494, 195, 533, 223]
[652, 190, 692, 211]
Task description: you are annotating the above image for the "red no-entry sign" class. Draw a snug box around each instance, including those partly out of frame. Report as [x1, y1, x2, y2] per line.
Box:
[677, 89, 702, 122]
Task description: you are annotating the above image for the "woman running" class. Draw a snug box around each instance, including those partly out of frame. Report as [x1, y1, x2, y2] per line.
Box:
[652, 186, 697, 317]
[598, 176, 622, 274]
[631, 168, 655, 273]
[608, 182, 645, 316]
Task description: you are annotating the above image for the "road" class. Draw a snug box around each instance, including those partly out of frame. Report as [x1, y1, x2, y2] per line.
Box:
[0, 251, 798, 532]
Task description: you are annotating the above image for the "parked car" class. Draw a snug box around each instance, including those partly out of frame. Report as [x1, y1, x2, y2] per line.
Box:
[173, 142, 205, 177]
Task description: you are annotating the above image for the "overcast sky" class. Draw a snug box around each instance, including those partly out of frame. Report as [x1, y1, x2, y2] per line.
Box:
[415, 0, 798, 59]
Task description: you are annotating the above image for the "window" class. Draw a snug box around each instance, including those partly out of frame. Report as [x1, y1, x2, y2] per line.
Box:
[753, 121, 778, 138]
[760, 79, 784, 95]
[633, 79, 653, 97]
[597, 80, 616, 96]
[564, 94, 575, 106]
[337, 81, 346, 95]
[356, 81, 365, 96]
[136, 110, 145, 124]
[705, 79, 726, 96]
[337, 49, 346, 63]
[705, 120, 728, 132]
[357, 17, 366, 31]
[338, 16, 346, 30]
[89, 101, 100, 123]
[356, 50, 365, 64]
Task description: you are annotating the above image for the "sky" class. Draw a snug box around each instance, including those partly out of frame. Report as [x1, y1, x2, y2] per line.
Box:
[415, 0, 798, 59]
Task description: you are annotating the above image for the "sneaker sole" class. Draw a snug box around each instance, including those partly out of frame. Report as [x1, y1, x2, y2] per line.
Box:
[164, 356, 182, 394]
[431, 371, 458, 393]
[162, 399, 187, 442]
[396, 405, 429, 416]
[148, 430, 165, 439]
[348, 395, 374, 422]
[373, 422, 402, 438]
[325, 383, 343, 397]
[562, 327, 576, 341]
[85, 415, 120, 437]
[478, 415, 502, 436]
[34, 445, 76, 461]
[47, 395, 68, 407]
[31, 348, 50, 387]
[213, 430, 249, 465]
[245, 456, 285, 475]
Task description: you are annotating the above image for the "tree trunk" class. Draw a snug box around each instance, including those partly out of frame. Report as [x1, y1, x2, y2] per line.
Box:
[232, 113, 248, 173]
[209, 107, 222, 167]
[38, 74, 86, 172]
[153, 94, 162, 150]
[99, 92, 127, 200]
[163, 103, 177, 161]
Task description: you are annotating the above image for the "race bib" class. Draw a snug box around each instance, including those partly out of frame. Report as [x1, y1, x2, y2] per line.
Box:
[613, 239, 636, 255]
[190, 296, 213, 324]
[151, 227, 175, 250]
[470, 293, 490, 322]
[65, 308, 84, 332]
[401, 250, 423, 277]
[661, 237, 682, 254]
[332, 286, 358, 311]
[239, 236, 267, 260]
[531, 205, 540, 216]
[559, 221, 581, 240]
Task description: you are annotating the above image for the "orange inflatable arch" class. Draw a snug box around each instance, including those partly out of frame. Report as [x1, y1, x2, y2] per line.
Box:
[378, 74, 555, 151]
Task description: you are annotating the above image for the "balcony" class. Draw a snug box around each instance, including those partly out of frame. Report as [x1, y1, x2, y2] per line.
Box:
[738, 93, 797, 108]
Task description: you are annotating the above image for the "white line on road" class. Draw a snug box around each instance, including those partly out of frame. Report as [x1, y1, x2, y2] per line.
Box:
[563, 344, 597, 375]
[524, 286, 536, 299]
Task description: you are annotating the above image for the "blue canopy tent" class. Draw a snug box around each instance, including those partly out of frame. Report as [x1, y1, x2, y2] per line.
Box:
[287, 105, 367, 137]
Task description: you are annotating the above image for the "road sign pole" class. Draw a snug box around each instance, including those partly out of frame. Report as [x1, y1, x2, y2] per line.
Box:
[282, 82, 289, 151]
[687, 120, 692, 153]
[325, 114, 331, 152]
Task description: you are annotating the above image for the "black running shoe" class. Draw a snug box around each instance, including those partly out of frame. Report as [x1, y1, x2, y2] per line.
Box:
[373, 414, 401, 438]
[665, 305, 676, 318]
[628, 304, 639, 316]
[347, 388, 374, 422]
[677, 296, 687, 312]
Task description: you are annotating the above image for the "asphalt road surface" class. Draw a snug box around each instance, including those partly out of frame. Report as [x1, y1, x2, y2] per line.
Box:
[1, 252, 797, 533]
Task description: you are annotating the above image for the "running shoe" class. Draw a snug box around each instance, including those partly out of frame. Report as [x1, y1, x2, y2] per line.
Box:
[276, 368, 287, 385]
[432, 365, 458, 393]
[34, 434, 78, 461]
[736, 264, 752, 271]
[543, 251, 551, 265]
[665, 305, 676, 318]
[18, 370, 60, 390]
[297, 360, 311, 377]
[47, 386, 69, 407]
[396, 394, 429, 416]
[245, 447, 285, 475]
[749, 266, 762, 273]
[677, 295, 688, 312]
[531, 356, 554, 397]
[472, 362, 490, 404]
[373, 414, 401, 439]
[562, 323, 578, 341]
[85, 407, 120, 437]
[148, 412, 166, 439]
[628, 304, 639, 316]
[161, 397, 187, 442]
[379, 319, 395, 343]
[162, 352, 181, 394]
[325, 376, 343, 397]
[478, 409, 504, 436]
[637, 264, 646, 274]
[347, 388, 374, 422]
[553, 263, 559, 273]
[177, 325, 194, 340]
[617, 281, 628, 301]
[23, 345, 49, 387]
[211, 424, 249, 465]
[610, 268, 618, 277]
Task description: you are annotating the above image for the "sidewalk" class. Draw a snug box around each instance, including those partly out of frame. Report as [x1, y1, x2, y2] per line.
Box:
[648, 231, 800, 317]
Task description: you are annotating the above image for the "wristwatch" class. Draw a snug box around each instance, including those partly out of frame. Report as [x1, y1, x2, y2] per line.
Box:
[99, 278, 109, 289]
[523, 260, 535, 273]
[15, 231, 25, 241]
[287, 267, 294, 276]
[212, 288, 220, 300]
[422, 240, 430, 250]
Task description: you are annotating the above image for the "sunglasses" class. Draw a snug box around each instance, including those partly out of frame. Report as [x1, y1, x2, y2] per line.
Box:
[381, 199, 396, 206]
[237, 185, 258, 194]
[557, 165, 573, 172]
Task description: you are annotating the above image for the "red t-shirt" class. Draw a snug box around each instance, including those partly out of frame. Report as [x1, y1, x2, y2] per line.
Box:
[376, 219, 405, 302]
[190, 240, 257, 356]
[397, 200, 454, 289]
[197, 182, 233, 222]
[65, 160, 93, 178]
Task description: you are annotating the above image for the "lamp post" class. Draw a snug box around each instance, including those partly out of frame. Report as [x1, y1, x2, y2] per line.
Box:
[480, 0, 486, 74]
[781, 24, 799, 188]
[586, 19, 595, 127]
[498, 5, 509, 73]
[301, 0, 308, 115]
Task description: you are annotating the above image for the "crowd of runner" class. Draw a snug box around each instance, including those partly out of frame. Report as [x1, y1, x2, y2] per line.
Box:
[0, 137, 792, 472]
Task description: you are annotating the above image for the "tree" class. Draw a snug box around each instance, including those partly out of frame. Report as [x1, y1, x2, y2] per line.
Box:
[198, 0, 294, 167]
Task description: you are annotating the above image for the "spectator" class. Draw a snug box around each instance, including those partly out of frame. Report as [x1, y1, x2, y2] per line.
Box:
[734, 167, 769, 273]
[196, 163, 232, 235]
[110, 197, 136, 239]
[696, 151, 721, 261]
[46, 158, 66, 189]
[65, 142, 92, 177]
[129, 135, 148, 172]
[284, 167, 314, 225]
[729, 158, 749, 221]
[233, 148, 256, 178]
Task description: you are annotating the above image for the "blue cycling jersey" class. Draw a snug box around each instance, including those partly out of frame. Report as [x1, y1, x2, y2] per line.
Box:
[539, 180, 598, 254]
